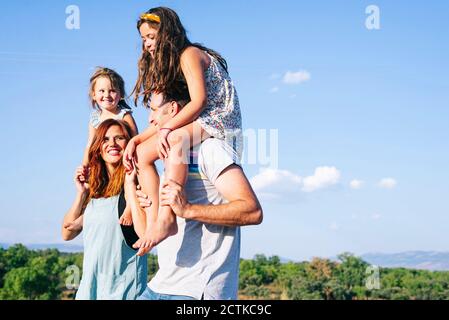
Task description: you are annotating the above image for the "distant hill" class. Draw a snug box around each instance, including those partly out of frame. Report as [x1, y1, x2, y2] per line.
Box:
[361, 251, 449, 271]
[0, 242, 157, 254]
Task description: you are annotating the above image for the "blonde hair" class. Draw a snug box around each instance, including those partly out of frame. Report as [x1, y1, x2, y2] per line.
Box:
[89, 67, 129, 110]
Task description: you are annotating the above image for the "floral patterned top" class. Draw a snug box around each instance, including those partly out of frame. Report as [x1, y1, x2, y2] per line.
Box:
[196, 52, 242, 158]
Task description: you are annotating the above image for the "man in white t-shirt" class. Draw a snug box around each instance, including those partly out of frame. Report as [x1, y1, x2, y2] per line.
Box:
[135, 91, 263, 300]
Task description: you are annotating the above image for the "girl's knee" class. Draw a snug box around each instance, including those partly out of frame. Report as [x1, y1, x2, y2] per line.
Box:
[166, 147, 189, 165]
[168, 129, 191, 148]
[136, 143, 155, 166]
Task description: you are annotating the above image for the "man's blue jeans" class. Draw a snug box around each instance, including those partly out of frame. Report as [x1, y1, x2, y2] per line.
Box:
[137, 286, 196, 300]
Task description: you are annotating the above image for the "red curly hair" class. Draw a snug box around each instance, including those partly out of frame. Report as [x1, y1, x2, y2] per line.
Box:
[84, 119, 132, 206]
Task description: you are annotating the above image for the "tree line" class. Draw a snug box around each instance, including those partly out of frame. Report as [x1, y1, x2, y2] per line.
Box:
[1, 244, 448, 300]
[239, 254, 449, 299]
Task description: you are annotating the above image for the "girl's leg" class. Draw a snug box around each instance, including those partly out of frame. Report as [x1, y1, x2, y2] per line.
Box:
[135, 136, 162, 238]
[136, 121, 209, 248]
[118, 205, 133, 226]
[154, 121, 209, 240]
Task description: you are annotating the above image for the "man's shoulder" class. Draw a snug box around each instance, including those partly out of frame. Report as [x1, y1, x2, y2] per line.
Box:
[193, 138, 240, 184]
[197, 138, 236, 155]
[196, 139, 239, 165]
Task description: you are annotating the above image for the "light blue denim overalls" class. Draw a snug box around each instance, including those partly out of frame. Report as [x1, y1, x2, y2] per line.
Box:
[75, 194, 147, 300]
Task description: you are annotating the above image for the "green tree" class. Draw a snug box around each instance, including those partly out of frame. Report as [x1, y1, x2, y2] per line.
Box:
[239, 255, 281, 289]
[0, 244, 37, 288]
[0, 252, 61, 300]
[147, 254, 159, 281]
[335, 253, 370, 299]
[0, 247, 7, 287]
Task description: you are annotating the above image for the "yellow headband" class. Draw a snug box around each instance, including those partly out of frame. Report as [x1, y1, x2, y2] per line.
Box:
[140, 13, 161, 23]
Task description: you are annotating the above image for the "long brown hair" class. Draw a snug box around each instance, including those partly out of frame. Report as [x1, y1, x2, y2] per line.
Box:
[132, 6, 228, 106]
[85, 119, 132, 206]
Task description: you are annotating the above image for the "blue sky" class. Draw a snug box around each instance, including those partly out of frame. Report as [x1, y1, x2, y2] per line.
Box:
[0, 1, 448, 261]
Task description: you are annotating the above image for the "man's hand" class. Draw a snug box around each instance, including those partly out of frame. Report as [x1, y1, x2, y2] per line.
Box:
[160, 179, 190, 218]
[136, 189, 153, 213]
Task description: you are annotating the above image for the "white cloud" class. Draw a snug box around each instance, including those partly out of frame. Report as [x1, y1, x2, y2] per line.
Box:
[302, 166, 341, 192]
[250, 168, 302, 196]
[283, 70, 311, 84]
[378, 178, 397, 189]
[329, 222, 340, 231]
[250, 166, 341, 201]
[371, 213, 382, 220]
[269, 86, 279, 93]
[350, 179, 364, 189]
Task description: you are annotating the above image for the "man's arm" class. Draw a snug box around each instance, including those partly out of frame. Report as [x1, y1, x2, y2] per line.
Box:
[160, 164, 263, 226]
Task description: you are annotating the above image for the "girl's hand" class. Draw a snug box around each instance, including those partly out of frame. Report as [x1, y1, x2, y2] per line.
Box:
[74, 165, 89, 194]
[123, 139, 136, 172]
[124, 159, 137, 185]
[158, 128, 172, 159]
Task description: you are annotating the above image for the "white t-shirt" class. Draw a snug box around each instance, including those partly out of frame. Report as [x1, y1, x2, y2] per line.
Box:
[148, 138, 241, 300]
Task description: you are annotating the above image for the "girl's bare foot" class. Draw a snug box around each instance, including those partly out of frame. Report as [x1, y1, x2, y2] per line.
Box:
[136, 208, 178, 255]
[154, 205, 178, 240]
[119, 210, 133, 226]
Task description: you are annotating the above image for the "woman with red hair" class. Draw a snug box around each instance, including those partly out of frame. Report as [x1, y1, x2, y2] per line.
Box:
[62, 119, 147, 300]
